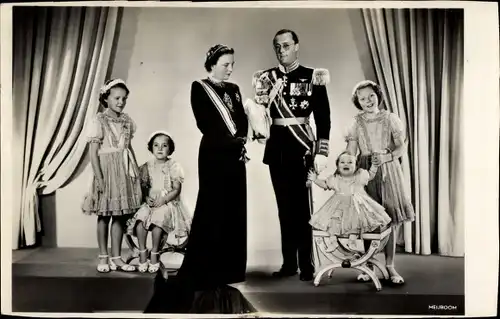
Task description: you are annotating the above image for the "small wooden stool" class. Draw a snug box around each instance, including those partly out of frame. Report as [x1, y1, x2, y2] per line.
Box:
[312, 227, 391, 291]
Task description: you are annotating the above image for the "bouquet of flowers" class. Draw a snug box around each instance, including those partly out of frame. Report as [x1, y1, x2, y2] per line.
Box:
[245, 71, 274, 143]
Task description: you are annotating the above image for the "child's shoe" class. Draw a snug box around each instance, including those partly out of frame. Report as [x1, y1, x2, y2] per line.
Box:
[386, 265, 405, 285]
[148, 251, 160, 273]
[97, 254, 110, 273]
[110, 256, 136, 272]
[137, 249, 149, 273]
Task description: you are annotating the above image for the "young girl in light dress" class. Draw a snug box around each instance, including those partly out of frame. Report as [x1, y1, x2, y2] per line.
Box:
[345, 80, 415, 285]
[82, 79, 142, 273]
[308, 151, 392, 249]
[126, 131, 192, 273]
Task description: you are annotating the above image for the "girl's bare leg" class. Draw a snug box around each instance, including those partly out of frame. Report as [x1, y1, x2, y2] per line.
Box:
[136, 221, 148, 263]
[97, 216, 111, 265]
[385, 226, 404, 284]
[110, 215, 127, 266]
[151, 226, 164, 264]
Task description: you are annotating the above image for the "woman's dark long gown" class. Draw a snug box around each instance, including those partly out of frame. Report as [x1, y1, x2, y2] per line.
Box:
[145, 79, 254, 314]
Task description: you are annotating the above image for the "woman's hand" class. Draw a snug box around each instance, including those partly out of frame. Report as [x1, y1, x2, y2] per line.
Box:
[235, 136, 247, 145]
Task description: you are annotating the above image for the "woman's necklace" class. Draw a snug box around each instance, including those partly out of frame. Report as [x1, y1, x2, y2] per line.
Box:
[207, 75, 225, 88]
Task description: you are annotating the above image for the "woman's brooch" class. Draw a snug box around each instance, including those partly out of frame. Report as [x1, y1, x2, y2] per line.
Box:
[224, 93, 234, 111]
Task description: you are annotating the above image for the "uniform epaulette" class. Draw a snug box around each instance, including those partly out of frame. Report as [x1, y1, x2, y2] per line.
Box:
[312, 68, 330, 86]
[252, 70, 267, 88]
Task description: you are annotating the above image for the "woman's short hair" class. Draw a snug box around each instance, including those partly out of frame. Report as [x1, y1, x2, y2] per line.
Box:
[99, 79, 130, 108]
[351, 80, 384, 111]
[204, 44, 235, 72]
[147, 132, 176, 156]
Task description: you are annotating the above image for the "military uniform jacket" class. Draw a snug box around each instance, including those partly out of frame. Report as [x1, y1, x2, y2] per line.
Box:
[252, 64, 331, 165]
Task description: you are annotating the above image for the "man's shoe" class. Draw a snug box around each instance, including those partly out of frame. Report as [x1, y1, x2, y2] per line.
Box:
[272, 269, 297, 278]
[299, 272, 314, 281]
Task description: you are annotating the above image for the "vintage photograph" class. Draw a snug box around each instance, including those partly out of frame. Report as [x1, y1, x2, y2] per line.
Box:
[2, 1, 498, 317]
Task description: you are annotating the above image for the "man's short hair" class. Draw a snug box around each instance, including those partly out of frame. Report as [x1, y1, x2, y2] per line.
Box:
[273, 29, 299, 44]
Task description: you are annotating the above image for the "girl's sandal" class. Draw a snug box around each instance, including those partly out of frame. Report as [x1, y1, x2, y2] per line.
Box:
[109, 256, 136, 272]
[137, 249, 149, 273]
[386, 265, 405, 285]
[357, 264, 376, 282]
[148, 251, 160, 273]
[97, 254, 110, 273]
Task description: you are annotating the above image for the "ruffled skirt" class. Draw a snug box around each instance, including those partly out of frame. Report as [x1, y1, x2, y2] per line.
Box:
[126, 199, 192, 237]
[358, 155, 415, 225]
[309, 193, 391, 236]
[82, 151, 142, 216]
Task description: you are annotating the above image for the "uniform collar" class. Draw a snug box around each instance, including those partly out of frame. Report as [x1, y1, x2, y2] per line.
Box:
[278, 60, 299, 74]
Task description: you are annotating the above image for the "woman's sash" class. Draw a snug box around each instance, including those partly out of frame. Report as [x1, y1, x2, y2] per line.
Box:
[197, 80, 237, 136]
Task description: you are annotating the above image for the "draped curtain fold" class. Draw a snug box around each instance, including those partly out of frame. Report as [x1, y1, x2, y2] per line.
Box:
[360, 8, 464, 256]
[12, 6, 120, 249]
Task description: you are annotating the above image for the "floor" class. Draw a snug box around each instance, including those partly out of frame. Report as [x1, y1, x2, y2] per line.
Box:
[11, 247, 465, 315]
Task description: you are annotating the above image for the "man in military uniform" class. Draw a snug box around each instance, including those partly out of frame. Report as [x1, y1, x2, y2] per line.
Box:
[250, 29, 331, 281]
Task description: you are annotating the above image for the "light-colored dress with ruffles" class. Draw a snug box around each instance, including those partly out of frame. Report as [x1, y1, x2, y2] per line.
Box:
[81, 111, 142, 216]
[309, 169, 392, 236]
[126, 159, 192, 237]
[345, 110, 415, 225]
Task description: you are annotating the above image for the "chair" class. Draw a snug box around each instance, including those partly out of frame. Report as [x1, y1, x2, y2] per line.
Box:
[312, 226, 391, 291]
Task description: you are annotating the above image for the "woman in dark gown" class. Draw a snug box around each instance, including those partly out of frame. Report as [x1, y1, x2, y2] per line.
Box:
[145, 44, 255, 314]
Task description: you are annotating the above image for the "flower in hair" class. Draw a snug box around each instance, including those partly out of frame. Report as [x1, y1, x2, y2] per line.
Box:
[100, 78, 127, 95]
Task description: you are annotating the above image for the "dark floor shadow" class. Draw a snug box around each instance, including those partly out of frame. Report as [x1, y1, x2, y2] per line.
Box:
[245, 270, 278, 280]
[144, 274, 257, 314]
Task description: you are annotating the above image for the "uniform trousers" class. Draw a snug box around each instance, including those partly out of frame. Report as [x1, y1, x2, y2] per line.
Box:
[269, 156, 314, 275]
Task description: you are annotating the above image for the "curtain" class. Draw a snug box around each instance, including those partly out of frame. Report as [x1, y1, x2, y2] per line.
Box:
[12, 7, 120, 249]
[360, 8, 464, 256]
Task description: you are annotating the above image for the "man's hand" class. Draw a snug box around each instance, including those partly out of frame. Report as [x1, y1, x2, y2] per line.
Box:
[314, 154, 328, 173]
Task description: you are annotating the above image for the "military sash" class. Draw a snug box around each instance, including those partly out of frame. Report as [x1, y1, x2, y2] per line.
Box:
[197, 80, 237, 136]
[269, 70, 315, 152]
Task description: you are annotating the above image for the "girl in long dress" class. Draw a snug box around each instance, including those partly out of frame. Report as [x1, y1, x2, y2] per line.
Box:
[126, 131, 192, 273]
[145, 44, 255, 314]
[345, 80, 415, 285]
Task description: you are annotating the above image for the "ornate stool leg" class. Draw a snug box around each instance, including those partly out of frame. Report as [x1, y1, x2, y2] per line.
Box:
[314, 263, 342, 287]
[369, 258, 389, 280]
[355, 264, 382, 291]
[327, 269, 335, 278]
